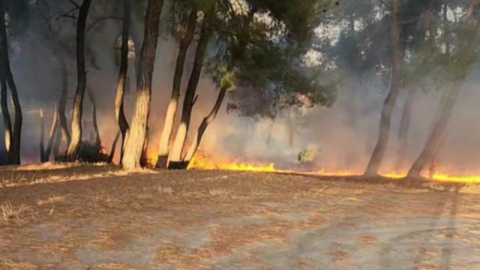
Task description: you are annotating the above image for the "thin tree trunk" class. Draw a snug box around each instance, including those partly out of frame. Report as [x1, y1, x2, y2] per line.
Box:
[52, 126, 62, 160]
[156, 9, 197, 168]
[108, 131, 120, 163]
[58, 53, 71, 146]
[39, 109, 46, 162]
[395, 89, 417, 171]
[66, 0, 93, 161]
[113, 0, 131, 163]
[0, 74, 11, 164]
[364, 0, 403, 176]
[44, 107, 59, 162]
[169, 19, 211, 168]
[407, 85, 461, 178]
[427, 128, 448, 180]
[407, 0, 476, 178]
[140, 127, 150, 167]
[0, 0, 22, 165]
[179, 6, 255, 167]
[185, 86, 227, 163]
[87, 89, 101, 147]
[5, 69, 21, 165]
[122, 0, 164, 170]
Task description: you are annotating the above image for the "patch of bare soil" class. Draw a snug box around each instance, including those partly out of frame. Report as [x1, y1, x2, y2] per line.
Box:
[0, 165, 479, 269]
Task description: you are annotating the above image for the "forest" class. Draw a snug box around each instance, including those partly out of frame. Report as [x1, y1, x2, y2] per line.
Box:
[3, 1, 480, 268]
[0, 0, 480, 181]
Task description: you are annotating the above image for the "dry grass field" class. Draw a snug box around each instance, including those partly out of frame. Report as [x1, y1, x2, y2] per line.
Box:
[1, 164, 480, 269]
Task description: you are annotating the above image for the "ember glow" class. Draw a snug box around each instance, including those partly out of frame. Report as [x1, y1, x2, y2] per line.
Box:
[187, 154, 480, 184]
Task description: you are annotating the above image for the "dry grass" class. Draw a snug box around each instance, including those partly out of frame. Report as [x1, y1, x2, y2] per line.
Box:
[0, 258, 37, 270]
[209, 188, 231, 196]
[0, 170, 153, 189]
[330, 250, 349, 262]
[0, 162, 81, 172]
[1, 202, 31, 223]
[157, 185, 173, 194]
[459, 184, 480, 195]
[95, 263, 142, 270]
[358, 235, 378, 245]
[86, 190, 114, 210]
[37, 195, 66, 206]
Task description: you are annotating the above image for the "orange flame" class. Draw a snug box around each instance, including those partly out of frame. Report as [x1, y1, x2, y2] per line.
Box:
[187, 155, 276, 172]
[187, 153, 480, 184]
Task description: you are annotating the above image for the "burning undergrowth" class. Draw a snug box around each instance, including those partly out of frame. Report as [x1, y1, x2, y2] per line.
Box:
[186, 149, 480, 184]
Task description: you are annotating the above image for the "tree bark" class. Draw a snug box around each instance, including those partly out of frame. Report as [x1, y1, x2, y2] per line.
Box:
[66, 0, 93, 161]
[43, 4, 71, 148]
[122, 0, 164, 170]
[364, 0, 403, 176]
[87, 89, 101, 147]
[113, 0, 131, 163]
[169, 19, 211, 167]
[395, 89, 417, 171]
[52, 125, 62, 160]
[108, 131, 120, 163]
[0, 0, 22, 165]
[57, 52, 71, 147]
[39, 109, 46, 162]
[407, 85, 461, 178]
[140, 127, 150, 167]
[185, 86, 227, 163]
[44, 107, 59, 162]
[0, 73, 11, 164]
[156, 9, 198, 168]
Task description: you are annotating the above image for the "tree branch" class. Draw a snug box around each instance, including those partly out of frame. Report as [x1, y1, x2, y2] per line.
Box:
[68, 0, 80, 9]
[192, 95, 199, 106]
[87, 16, 123, 32]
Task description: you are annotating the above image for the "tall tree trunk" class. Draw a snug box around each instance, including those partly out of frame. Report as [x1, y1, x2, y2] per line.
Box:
[5, 69, 21, 165]
[407, 85, 461, 178]
[179, 6, 255, 167]
[44, 108, 59, 162]
[122, 0, 164, 170]
[364, 0, 403, 176]
[52, 126, 62, 160]
[407, 0, 475, 178]
[113, 0, 131, 163]
[108, 131, 120, 163]
[66, 0, 93, 161]
[156, 9, 198, 168]
[87, 90, 101, 147]
[169, 20, 211, 168]
[39, 109, 46, 162]
[185, 86, 227, 163]
[395, 89, 417, 171]
[0, 74, 11, 164]
[0, 0, 22, 165]
[58, 53, 71, 147]
[140, 127, 150, 167]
